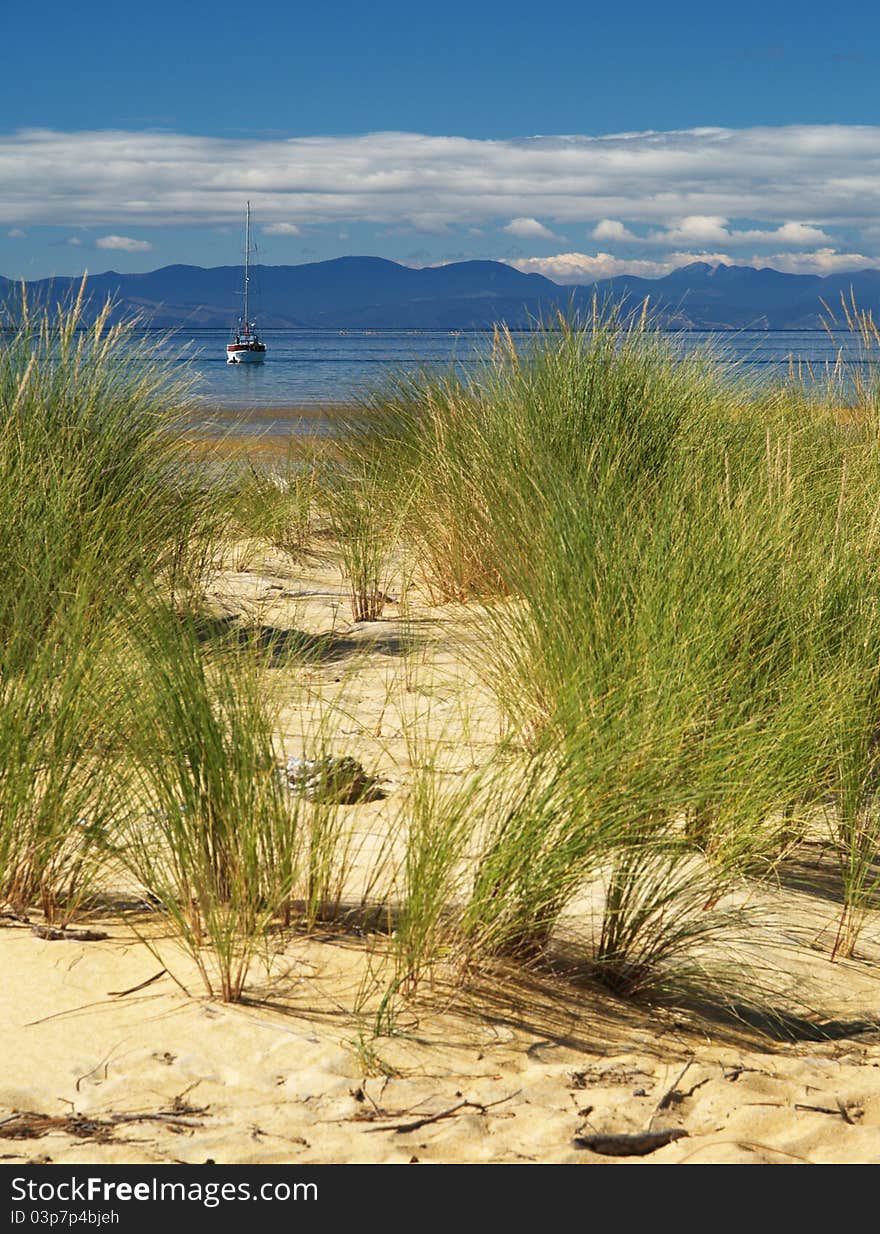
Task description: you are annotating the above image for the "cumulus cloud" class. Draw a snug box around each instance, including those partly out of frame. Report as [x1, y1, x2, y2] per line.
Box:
[659, 216, 732, 246]
[7, 227, 25, 238]
[649, 216, 834, 247]
[770, 221, 831, 245]
[591, 219, 637, 242]
[502, 217, 558, 240]
[95, 234, 152, 252]
[263, 222, 301, 235]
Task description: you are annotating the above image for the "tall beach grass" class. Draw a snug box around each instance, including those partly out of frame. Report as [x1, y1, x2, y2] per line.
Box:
[0, 287, 222, 922]
[7, 284, 880, 1027]
[339, 302, 880, 992]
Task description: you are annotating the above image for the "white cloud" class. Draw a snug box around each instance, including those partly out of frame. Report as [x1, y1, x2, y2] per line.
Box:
[95, 234, 152, 252]
[507, 247, 874, 284]
[502, 217, 558, 240]
[649, 217, 834, 247]
[659, 216, 731, 246]
[507, 251, 729, 283]
[0, 125, 878, 278]
[7, 227, 25, 238]
[591, 219, 637, 242]
[66, 236, 82, 247]
[769, 221, 831, 245]
[263, 222, 301, 235]
[1, 125, 879, 238]
[754, 248, 874, 274]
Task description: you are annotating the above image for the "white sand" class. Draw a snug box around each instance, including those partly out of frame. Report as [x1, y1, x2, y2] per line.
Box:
[3, 545, 880, 1165]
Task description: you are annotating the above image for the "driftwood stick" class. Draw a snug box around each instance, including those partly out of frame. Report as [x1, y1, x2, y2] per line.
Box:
[0, 1106, 209, 1142]
[382, 1101, 472, 1134]
[32, 925, 109, 942]
[794, 1101, 858, 1124]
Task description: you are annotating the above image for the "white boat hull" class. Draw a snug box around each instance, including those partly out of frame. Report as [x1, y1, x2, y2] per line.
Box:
[226, 345, 266, 364]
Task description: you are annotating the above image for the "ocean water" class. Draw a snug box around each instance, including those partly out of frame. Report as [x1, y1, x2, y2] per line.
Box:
[156, 327, 874, 436]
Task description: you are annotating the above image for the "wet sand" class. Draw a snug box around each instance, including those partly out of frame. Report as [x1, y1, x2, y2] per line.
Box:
[179, 404, 366, 462]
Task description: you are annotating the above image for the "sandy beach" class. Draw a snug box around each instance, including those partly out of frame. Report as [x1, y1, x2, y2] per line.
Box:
[4, 535, 880, 1168]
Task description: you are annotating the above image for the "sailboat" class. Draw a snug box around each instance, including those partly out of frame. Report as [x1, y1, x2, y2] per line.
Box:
[226, 201, 267, 364]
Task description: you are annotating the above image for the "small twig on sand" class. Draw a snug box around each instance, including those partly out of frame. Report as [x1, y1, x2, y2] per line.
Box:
[107, 970, 167, 998]
[794, 1100, 859, 1125]
[75, 1046, 120, 1092]
[24, 990, 166, 1027]
[673, 1138, 810, 1165]
[365, 1091, 520, 1134]
[108, 1111, 207, 1128]
[651, 1060, 692, 1124]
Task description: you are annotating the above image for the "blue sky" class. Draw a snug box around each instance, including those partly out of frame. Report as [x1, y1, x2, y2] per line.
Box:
[3, 0, 879, 281]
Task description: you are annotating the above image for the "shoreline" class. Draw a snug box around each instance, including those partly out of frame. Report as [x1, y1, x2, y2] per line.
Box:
[184, 402, 367, 427]
[181, 403, 368, 459]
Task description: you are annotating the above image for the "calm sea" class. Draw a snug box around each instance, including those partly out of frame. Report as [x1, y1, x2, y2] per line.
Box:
[157, 327, 872, 437]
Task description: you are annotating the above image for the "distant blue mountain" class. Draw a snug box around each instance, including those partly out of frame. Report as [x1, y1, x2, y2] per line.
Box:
[2, 256, 878, 329]
[580, 262, 880, 330]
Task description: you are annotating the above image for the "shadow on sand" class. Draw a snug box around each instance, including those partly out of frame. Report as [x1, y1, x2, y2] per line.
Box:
[192, 612, 424, 667]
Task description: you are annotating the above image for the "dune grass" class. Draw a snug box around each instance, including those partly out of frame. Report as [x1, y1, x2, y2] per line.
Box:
[339, 303, 880, 991]
[231, 443, 317, 564]
[7, 287, 880, 1023]
[320, 458, 407, 622]
[112, 601, 302, 1002]
[0, 288, 222, 922]
[0, 286, 219, 661]
[0, 601, 118, 923]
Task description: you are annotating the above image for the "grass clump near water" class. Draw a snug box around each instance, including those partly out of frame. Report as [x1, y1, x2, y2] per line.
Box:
[231, 443, 317, 564]
[320, 458, 407, 623]
[0, 291, 311, 1000]
[0, 286, 218, 662]
[0, 287, 222, 926]
[340, 301, 880, 999]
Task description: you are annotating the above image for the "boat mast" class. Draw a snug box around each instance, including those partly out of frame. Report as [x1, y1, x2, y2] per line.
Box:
[244, 201, 250, 340]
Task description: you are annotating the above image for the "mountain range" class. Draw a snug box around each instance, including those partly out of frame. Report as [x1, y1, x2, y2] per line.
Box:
[2, 257, 879, 330]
